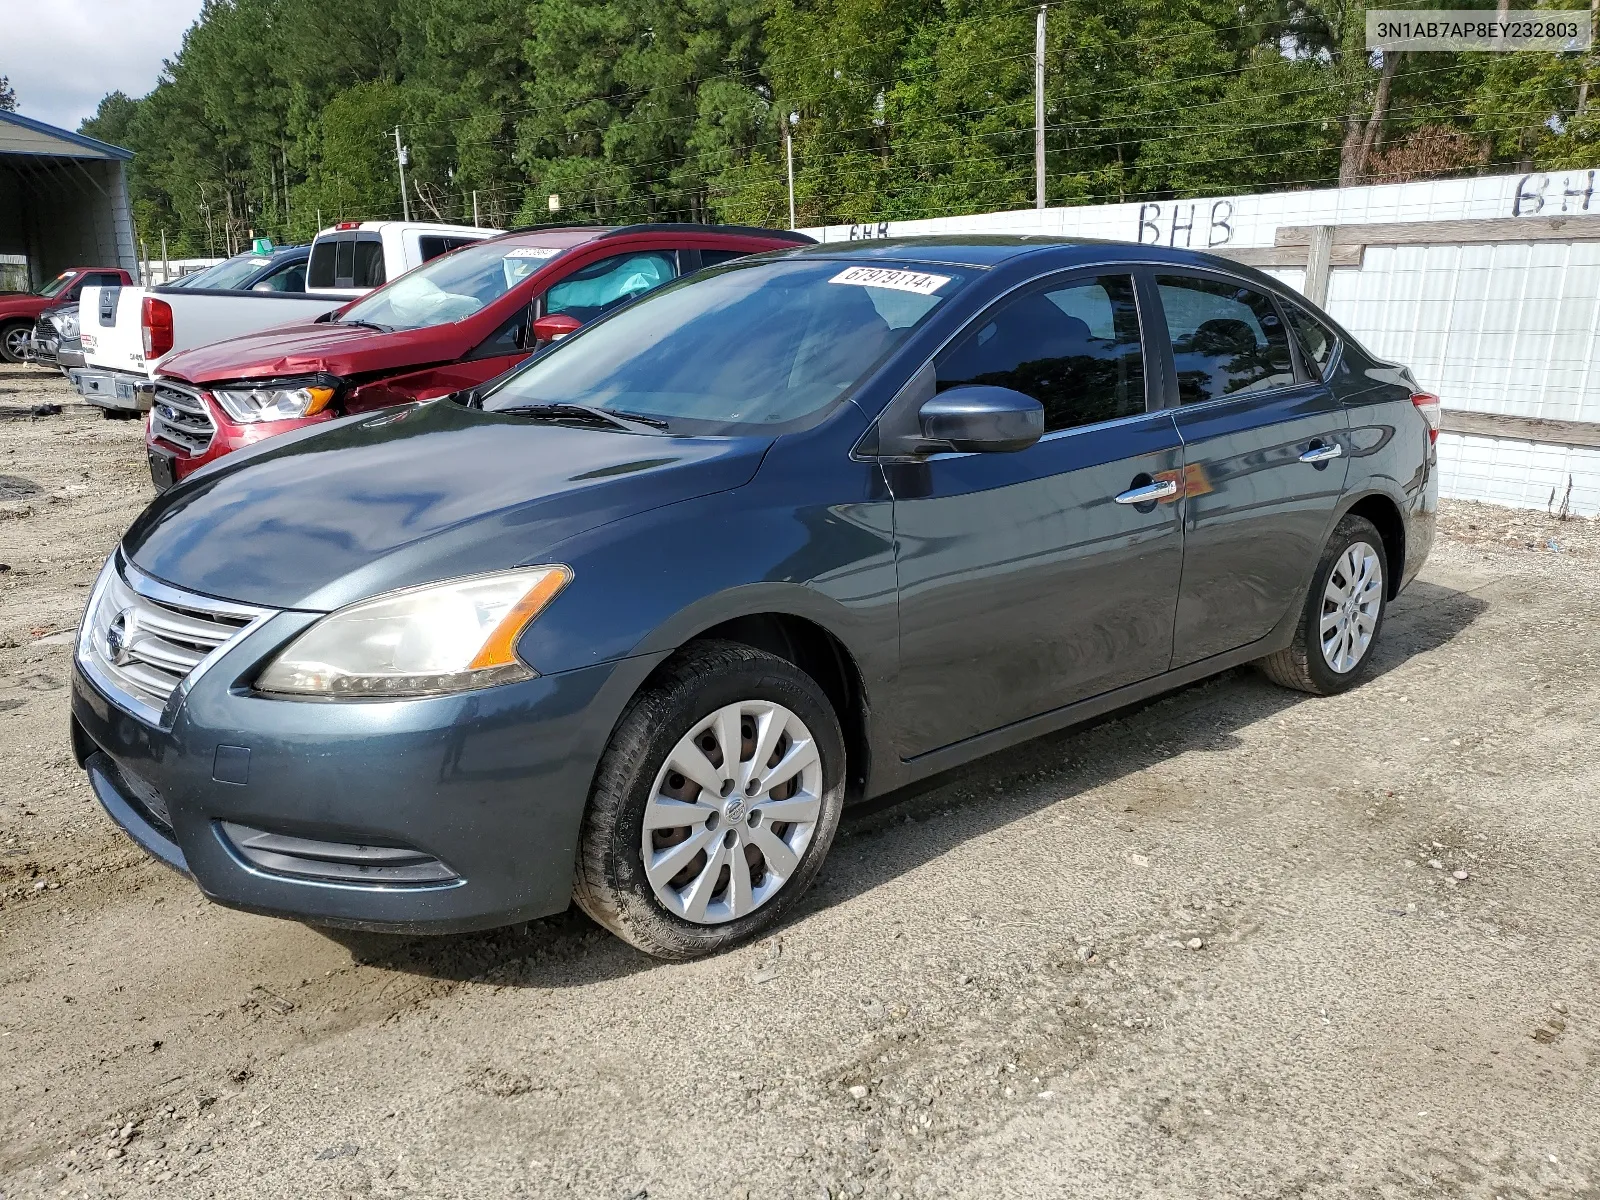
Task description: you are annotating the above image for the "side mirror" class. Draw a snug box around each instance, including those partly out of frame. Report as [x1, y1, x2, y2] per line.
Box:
[916, 385, 1044, 453]
[531, 312, 582, 343]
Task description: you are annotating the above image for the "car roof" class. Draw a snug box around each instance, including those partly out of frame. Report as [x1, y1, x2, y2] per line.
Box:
[778, 234, 1260, 273]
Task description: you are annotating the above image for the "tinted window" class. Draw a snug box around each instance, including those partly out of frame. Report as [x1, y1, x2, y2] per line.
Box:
[307, 239, 336, 288]
[1157, 275, 1295, 405]
[1285, 302, 1336, 377]
[937, 274, 1146, 433]
[353, 239, 385, 288]
[333, 236, 355, 285]
[545, 252, 677, 323]
[700, 249, 750, 269]
[419, 235, 478, 262]
[482, 259, 971, 433]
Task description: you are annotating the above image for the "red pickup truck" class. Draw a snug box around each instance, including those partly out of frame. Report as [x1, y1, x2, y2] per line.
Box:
[1, 267, 134, 363]
[145, 223, 810, 489]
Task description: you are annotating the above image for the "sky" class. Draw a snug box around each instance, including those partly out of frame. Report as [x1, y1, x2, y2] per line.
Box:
[4, 0, 204, 134]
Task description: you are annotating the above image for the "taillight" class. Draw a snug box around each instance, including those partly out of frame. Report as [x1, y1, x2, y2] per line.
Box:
[142, 297, 174, 360]
[1410, 391, 1441, 444]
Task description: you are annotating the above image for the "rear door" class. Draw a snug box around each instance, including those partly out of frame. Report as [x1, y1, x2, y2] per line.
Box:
[886, 269, 1185, 757]
[1148, 269, 1349, 667]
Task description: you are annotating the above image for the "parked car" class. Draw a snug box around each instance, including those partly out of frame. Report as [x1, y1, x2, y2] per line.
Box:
[76, 225, 498, 418]
[71, 236, 1439, 959]
[0, 266, 133, 364]
[143, 222, 811, 489]
[74, 245, 317, 416]
[25, 302, 84, 373]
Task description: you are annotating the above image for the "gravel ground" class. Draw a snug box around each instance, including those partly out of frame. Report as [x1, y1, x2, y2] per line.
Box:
[1, 365, 1597, 1200]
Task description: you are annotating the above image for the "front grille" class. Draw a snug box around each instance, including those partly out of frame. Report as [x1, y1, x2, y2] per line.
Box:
[78, 556, 270, 725]
[149, 380, 217, 456]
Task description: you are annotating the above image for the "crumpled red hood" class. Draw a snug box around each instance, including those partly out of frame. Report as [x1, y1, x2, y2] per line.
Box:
[158, 320, 463, 385]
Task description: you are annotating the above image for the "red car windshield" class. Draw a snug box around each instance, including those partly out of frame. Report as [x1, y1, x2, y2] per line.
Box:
[338, 241, 572, 331]
[37, 271, 76, 298]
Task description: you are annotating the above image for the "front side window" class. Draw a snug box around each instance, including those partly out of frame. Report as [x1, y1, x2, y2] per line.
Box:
[256, 261, 307, 293]
[936, 274, 1146, 433]
[482, 259, 971, 433]
[419, 235, 479, 262]
[338, 240, 568, 330]
[1156, 274, 1295, 405]
[544, 252, 678, 323]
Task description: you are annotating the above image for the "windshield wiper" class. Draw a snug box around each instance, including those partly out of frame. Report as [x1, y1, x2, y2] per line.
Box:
[491, 402, 668, 432]
[334, 319, 394, 333]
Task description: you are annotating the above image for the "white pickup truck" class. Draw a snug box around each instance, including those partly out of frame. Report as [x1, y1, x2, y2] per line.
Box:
[75, 221, 498, 416]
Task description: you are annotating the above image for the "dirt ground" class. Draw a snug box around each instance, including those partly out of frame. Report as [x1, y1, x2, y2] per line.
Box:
[1, 364, 1596, 1200]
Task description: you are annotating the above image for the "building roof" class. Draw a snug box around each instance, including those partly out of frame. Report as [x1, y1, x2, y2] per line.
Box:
[0, 110, 134, 161]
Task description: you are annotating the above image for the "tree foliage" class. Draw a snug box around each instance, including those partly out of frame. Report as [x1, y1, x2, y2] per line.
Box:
[78, 0, 1600, 254]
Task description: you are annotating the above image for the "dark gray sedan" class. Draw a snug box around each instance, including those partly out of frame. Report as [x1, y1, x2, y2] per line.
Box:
[71, 236, 1438, 958]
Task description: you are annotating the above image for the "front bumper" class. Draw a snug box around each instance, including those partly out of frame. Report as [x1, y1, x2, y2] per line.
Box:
[70, 607, 644, 933]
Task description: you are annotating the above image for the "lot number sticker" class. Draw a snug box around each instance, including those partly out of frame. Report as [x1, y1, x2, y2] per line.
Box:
[829, 266, 950, 295]
[505, 247, 563, 260]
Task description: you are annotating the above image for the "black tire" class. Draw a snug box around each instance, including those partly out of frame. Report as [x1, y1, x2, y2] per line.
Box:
[573, 640, 846, 960]
[0, 322, 30, 365]
[100, 408, 140, 420]
[1257, 514, 1390, 695]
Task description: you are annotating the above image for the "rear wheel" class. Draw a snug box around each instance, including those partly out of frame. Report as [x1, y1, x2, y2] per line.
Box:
[1257, 515, 1388, 695]
[573, 640, 846, 959]
[0, 323, 30, 364]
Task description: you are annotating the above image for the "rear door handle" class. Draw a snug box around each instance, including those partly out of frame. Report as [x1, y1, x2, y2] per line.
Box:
[1114, 478, 1179, 505]
[1299, 441, 1343, 463]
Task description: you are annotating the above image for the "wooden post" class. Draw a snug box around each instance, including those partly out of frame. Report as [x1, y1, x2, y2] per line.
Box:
[1303, 225, 1335, 305]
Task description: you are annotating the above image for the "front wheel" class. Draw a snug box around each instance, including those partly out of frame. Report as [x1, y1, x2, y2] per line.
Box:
[0, 323, 30, 364]
[573, 640, 846, 959]
[1257, 515, 1389, 695]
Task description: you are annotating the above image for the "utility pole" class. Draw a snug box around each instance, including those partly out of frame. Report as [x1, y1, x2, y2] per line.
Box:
[160, 230, 169, 283]
[1035, 4, 1047, 210]
[1579, 0, 1600, 113]
[785, 112, 798, 230]
[394, 126, 412, 221]
[472, 190, 480, 227]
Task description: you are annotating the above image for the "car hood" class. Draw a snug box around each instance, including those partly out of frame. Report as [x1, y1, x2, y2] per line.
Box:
[124, 400, 773, 611]
[0, 294, 48, 319]
[158, 320, 446, 384]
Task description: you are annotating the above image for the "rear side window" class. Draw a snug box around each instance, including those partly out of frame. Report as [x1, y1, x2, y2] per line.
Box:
[307, 239, 337, 288]
[353, 239, 385, 288]
[545, 251, 677, 323]
[419, 235, 477, 263]
[1156, 275, 1295, 405]
[936, 274, 1147, 433]
[1285, 302, 1336, 378]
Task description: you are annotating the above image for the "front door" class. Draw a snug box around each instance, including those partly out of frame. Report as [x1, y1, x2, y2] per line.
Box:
[886, 271, 1185, 758]
[1148, 271, 1350, 666]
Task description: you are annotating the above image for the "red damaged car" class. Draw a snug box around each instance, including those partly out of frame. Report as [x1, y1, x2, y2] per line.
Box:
[145, 223, 809, 489]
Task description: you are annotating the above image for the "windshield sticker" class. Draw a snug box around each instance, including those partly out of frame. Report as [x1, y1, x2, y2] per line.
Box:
[829, 266, 951, 295]
[505, 247, 563, 260]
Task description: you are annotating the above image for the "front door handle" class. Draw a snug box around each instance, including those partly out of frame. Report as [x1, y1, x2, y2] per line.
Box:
[1299, 441, 1343, 463]
[1114, 478, 1179, 505]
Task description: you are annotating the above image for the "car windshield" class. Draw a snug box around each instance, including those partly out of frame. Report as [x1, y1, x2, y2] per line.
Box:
[37, 272, 75, 298]
[480, 258, 971, 432]
[339, 240, 564, 330]
[189, 253, 279, 291]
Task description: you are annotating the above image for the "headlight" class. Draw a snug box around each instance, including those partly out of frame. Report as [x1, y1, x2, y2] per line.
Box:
[212, 376, 338, 423]
[256, 566, 572, 698]
[53, 313, 78, 338]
